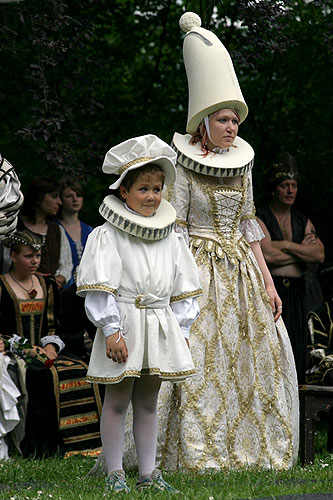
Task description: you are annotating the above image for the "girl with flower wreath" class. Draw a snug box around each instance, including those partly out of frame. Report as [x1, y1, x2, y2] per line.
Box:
[0, 230, 102, 459]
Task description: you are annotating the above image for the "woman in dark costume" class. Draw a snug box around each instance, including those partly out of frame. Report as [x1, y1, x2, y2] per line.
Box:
[0, 230, 102, 458]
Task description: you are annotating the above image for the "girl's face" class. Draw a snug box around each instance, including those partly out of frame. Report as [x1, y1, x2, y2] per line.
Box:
[11, 246, 41, 275]
[206, 109, 239, 149]
[119, 172, 163, 216]
[38, 191, 62, 217]
[61, 187, 83, 213]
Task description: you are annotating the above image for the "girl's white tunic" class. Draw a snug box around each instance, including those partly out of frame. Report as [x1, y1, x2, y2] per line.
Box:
[77, 198, 202, 384]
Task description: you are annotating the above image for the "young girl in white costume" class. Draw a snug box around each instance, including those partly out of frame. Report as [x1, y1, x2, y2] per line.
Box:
[77, 134, 202, 495]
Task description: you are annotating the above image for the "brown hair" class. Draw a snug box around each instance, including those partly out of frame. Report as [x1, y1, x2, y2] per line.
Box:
[21, 177, 60, 222]
[10, 242, 37, 256]
[59, 178, 84, 198]
[119, 164, 165, 193]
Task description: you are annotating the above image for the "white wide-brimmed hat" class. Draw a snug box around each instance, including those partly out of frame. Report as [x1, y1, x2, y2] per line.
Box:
[103, 134, 177, 190]
[179, 12, 248, 135]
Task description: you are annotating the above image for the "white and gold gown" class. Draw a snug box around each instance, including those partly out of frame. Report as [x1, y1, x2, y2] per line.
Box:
[156, 139, 299, 471]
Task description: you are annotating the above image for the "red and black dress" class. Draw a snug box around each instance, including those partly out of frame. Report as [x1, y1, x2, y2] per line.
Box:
[0, 274, 102, 458]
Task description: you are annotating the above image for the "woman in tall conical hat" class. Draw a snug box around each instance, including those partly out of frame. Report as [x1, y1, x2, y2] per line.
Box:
[161, 12, 299, 470]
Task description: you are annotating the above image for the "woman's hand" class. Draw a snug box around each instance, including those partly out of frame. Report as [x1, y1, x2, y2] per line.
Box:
[265, 283, 282, 322]
[105, 332, 128, 363]
[0, 339, 6, 355]
[55, 274, 66, 289]
[43, 344, 58, 360]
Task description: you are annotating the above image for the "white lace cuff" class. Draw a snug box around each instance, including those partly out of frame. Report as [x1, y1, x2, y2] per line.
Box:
[41, 335, 65, 352]
[240, 218, 265, 243]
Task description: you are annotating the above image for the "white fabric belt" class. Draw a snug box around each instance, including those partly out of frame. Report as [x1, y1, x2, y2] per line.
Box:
[116, 292, 170, 309]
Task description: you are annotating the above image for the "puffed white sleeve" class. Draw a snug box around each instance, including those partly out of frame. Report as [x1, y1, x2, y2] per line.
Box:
[170, 298, 200, 339]
[0, 157, 24, 240]
[55, 225, 73, 284]
[40, 335, 65, 352]
[84, 292, 122, 338]
[240, 169, 265, 243]
[77, 223, 122, 297]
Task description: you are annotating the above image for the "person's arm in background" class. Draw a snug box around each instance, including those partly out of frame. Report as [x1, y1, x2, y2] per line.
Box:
[256, 217, 299, 268]
[269, 219, 324, 264]
[0, 156, 24, 240]
[250, 240, 282, 321]
[54, 225, 73, 289]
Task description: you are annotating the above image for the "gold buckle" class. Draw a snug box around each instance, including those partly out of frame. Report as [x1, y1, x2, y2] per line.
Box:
[135, 294, 147, 309]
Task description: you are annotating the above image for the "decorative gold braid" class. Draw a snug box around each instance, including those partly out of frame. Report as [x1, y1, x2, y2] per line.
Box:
[51, 363, 60, 422]
[118, 156, 153, 175]
[170, 288, 203, 303]
[86, 367, 196, 384]
[241, 213, 256, 221]
[175, 218, 188, 227]
[46, 281, 55, 334]
[77, 284, 117, 295]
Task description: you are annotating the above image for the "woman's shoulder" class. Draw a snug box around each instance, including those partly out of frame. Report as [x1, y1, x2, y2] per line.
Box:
[80, 220, 93, 229]
[80, 220, 93, 234]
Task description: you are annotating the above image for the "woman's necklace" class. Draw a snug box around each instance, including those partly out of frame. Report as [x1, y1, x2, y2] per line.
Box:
[9, 272, 38, 299]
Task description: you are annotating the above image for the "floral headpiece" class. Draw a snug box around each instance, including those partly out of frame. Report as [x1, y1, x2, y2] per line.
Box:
[3, 229, 44, 251]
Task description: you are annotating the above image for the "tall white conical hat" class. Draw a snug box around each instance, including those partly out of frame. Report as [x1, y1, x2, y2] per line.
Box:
[180, 12, 248, 135]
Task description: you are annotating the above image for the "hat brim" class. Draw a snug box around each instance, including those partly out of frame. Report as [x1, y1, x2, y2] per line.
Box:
[106, 157, 176, 190]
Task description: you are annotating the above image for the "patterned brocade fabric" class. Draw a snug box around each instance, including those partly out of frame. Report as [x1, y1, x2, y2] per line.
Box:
[140, 162, 299, 471]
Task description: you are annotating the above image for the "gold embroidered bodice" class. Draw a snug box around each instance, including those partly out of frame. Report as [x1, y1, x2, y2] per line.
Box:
[165, 163, 263, 262]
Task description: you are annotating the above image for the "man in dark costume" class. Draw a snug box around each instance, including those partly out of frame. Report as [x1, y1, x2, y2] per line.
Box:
[257, 153, 324, 383]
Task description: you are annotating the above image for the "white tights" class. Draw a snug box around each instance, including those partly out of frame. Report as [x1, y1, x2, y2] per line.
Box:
[101, 376, 161, 480]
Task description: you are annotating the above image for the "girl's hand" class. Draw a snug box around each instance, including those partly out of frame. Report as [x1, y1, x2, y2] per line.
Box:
[265, 283, 283, 322]
[106, 332, 128, 363]
[43, 344, 58, 360]
[27, 345, 48, 357]
[0, 339, 6, 354]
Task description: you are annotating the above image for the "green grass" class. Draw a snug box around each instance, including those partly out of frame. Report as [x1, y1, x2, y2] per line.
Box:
[1, 422, 332, 500]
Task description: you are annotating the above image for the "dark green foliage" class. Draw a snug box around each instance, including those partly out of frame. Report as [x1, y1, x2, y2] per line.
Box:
[0, 0, 332, 241]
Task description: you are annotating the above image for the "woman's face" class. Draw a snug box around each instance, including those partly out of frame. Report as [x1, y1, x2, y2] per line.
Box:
[61, 187, 83, 214]
[38, 191, 62, 217]
[11, 246, 41, 275]
[206, 109, 239, 149]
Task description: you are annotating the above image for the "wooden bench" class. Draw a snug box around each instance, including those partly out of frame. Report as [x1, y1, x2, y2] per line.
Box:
[299, 384, 333, 465]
